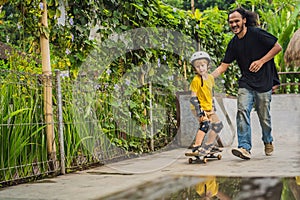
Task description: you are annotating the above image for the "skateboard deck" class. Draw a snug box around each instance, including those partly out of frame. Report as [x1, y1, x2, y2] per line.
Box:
[185, 151, 222, 164]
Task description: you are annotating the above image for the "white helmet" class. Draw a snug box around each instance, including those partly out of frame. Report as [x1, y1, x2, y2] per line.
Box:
[189, 51, 211, 64]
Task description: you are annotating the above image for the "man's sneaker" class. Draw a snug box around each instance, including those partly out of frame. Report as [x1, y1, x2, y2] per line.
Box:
[264, 143, 274, 156]
[231, 147, 251, 160]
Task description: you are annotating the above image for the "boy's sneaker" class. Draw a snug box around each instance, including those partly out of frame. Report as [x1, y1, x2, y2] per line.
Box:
[197, 144, 213, 156]
[191, 145, 201, 152]
[264, 143, 274, 156]
[211, 145, 223, 152]
[231, 147, 251, 160]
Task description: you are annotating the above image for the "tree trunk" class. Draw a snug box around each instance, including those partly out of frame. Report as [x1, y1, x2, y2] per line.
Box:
[40, 0, 56, 170]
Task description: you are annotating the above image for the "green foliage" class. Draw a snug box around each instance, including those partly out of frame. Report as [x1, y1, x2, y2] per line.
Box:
[257, 0, 300, 67]
[194, 7, 230, 63]
[182, 0, 235, 10]
[0, 70, 47, 182]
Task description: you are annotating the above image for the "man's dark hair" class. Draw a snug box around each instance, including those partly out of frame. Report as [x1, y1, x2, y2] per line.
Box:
[228, 7, 259, 27]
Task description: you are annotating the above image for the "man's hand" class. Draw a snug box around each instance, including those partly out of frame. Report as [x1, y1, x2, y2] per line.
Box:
[249, 60, 263, 72]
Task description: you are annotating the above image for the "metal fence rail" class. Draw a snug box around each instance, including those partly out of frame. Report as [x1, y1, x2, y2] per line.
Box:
[0, 70, 124, 185]
[0, 70, 53, 185]
[277, 71, 300, 94]
[0, 69, 176, 186]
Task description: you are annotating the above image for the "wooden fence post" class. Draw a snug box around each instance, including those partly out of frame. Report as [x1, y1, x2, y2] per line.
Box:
[40, 0, 56, 170]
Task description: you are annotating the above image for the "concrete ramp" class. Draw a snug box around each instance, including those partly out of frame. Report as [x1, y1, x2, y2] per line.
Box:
[176, 92, 237, 147]
[178, 93, 300, 148]
[222, 94, 300, 148]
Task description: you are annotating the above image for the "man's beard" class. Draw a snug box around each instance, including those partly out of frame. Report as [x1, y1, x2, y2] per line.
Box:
[232, 24, 245, 35]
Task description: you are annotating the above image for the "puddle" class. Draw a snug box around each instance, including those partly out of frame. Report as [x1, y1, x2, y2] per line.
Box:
[101, 176, 300, 200]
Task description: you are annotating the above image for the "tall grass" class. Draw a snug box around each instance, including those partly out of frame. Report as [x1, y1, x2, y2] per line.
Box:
[0, 71, 47, 183]
[58, 76, 126, 170]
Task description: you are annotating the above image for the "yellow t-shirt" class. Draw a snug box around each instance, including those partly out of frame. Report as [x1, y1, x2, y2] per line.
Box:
[296, 176, 300, 185]
[190, 74, 214, 111]
[195, 176, 218, 197]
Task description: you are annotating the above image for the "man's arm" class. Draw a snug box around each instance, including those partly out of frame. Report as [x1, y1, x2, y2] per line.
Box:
[211, 63, 230, 78]
[249, 42, 282, 73]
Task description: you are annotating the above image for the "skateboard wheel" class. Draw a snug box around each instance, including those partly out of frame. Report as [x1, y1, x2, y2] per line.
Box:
[203, 158, 208, 163]
[188, 158, 193, 164]
[217, 154, 222, 160]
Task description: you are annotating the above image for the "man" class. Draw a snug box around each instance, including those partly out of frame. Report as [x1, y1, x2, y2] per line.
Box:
[211, 7, 282, 160]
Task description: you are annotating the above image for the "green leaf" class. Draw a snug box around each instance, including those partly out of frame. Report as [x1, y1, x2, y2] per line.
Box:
[48, 9, 56, 19]
[3, 108, 29, 121]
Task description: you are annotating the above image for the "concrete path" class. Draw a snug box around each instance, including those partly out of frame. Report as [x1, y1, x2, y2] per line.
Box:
[0, 94, 299, 200]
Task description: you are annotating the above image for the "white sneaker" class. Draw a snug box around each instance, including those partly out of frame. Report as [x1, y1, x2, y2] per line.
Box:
[232, 148, 251, 160]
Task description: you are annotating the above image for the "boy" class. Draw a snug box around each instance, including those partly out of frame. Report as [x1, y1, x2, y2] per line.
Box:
[189, 51, 223, 155]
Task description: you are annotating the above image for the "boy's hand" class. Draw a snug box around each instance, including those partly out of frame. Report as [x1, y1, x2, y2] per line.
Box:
[198, 115, 209, 123]
[197, 109, 205, 118]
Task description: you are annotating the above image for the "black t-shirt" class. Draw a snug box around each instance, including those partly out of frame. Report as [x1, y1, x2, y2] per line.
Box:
[223, 26, 280, 92]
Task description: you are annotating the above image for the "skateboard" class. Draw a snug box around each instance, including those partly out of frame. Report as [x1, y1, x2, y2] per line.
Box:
[185, 150, 222, 164]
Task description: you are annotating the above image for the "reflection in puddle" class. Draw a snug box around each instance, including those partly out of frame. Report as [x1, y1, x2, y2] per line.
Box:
[162, 176, 300, 200]
[102, 176, 300, 200]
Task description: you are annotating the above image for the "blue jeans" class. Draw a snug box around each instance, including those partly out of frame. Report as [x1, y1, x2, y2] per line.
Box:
[236, 88, 273, 152]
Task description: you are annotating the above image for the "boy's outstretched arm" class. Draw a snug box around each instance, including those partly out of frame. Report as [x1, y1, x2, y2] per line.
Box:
[190, 92, 205, 118]
[190, 92, 209, 122]
[211, 63, 230, 78]
[190, 92, 210, 133]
